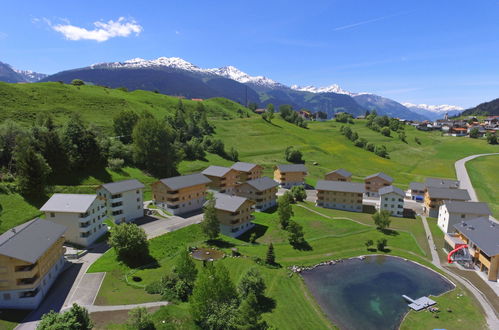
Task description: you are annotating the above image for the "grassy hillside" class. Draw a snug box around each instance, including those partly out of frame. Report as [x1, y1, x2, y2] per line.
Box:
[181, 117, 499, 187]
[0, 82, 253, 132]
[466, 155, 499, 218]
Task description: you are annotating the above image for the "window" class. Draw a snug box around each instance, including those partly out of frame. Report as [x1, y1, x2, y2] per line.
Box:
[136, 190, 140, 194]
[50, 212, 55, 218]
[461, 214, 465, 218]
[137, 205, 141, 209]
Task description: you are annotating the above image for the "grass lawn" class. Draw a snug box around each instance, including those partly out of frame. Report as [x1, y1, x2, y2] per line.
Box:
[466, 154, 499, 218]
[88, 203, 484, 329]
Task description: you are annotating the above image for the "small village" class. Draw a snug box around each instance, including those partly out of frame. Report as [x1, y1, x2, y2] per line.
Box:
[1, 160, 497, 316]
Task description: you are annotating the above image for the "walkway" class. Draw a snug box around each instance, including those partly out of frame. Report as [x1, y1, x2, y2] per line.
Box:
[421, 215, 499, 329]
[454, 153, 499, 202]
[62, 301, 170, 313]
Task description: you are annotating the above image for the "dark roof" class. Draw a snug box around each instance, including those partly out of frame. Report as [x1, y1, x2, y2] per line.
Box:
[326, 168, 352, 178]
[100, 179, 145, 194]
[231, 162, 259, 172]
[427, 187, 470, 200]
[443, 201, 491, 215]
[276, 164, 308, 173]
[243, 177, 279, 191]
[0, 218, 67, 263]
[454, 217, 499, 256]
[425, 178, 460, 189]
[214, 193, 252, 212]
[364, 172, 393, 183]
[202, 166, 233, 177]
[160, 173, 211, 190]
[40, 194, 97, 213]
[316, 180, 365, 193]
[378, 185, 405, 197]
[410, 182, 425, 191]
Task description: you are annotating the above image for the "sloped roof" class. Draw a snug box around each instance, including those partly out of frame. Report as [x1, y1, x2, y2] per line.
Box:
[231, 162, 259, 172]
[276, 164, 308, 173]
[202, 166, 233, 177]
[100, 179, 145, 194]
[410, 182, 425, 191]
[159, 173, 211, 191]
[378, 185, 405, 197]
[444, 201, 491, 215]
[364, 172, 393, 183]
[0, 218, 67, 263]
[425, 178, 460, 189]
[427, 187, 470, 200]
[243, 177, 279, 191]
[326, 168, 352, 178]
[40, 194, 97, 213]
[316, 180, 365, 193]
[214, 193, 252, 212]
[454, 217, 499, 256]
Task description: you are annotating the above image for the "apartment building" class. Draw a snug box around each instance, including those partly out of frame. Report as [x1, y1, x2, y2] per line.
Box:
[202, 166, 238, 193]
[438, 201, 491, 233]
[0, 219, 66, 309]
[40, 194, 107, 247]
[423, 187, 470, 217]
[364, 172, 393, 197]
[213, 193, 255, 237]
[231, 162, 263, 183]
[315, 180, 365, 212]
[274, 164, 308, 188]
[234, 176, 278, 211]
[97, 179, 145, 224]
[409, 182, 425, 201]
[152, 174, 211, 215]
[324, 168, 352, 182]
[377, 185, 405, 217]
[425, 178, 460, 189]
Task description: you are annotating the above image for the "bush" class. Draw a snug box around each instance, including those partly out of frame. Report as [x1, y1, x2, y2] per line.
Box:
[374, 145, 389, 158]
[126, 307, 155, 330]
[290, 185, 307, 202]
[414, 137, 421, 145]
[486, 132, 498, 144]
[238, 268, 266, 299]
[108, 223, 149, 266]
[71, 79, 85, 86]
[285, 146, 304, 163]
[380, 127, 391, 137]
[108, 158, 124, 171]
[365, 143, 375, 152]
[377, 238, 388, 251]
[354, 138, 367, 148]
[469, 127, 480, 138]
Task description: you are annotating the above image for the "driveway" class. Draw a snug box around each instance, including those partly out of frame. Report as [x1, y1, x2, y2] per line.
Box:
[137, 212, 204, 239]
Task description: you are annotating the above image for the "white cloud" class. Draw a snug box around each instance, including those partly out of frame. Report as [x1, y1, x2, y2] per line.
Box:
[50, 17, 142, 42]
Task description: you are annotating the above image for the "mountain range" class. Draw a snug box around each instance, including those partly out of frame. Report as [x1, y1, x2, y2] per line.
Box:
[0, 61, 47, 83]
[1, 57, 466, 120]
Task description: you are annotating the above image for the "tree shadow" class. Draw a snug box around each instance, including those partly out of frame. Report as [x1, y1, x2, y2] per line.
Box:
[237, 223, 268, 243]
[380, 229, 400, 236]
[366, 248, 377, 252]
[291, 240, 313, 251]
[377, 248, 391, 253]
[23, 192, 50, 209]
[119, 253, 159, 269]
[207, 238, 235, 248]
[262, 206, 278, 214]
[257, 295, 277, 314]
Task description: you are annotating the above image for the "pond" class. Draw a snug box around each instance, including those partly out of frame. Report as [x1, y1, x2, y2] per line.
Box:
[301, 255, 454, 330]
[190, 247, 224, 261]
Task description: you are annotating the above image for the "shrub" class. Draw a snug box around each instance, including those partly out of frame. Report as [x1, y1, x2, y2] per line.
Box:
[285, 146, 304, 163]
[108, 158, 124, 171]
[290, 185, 307, 202]
[71, 79, 85, 86]
[380, 127, 391, 137]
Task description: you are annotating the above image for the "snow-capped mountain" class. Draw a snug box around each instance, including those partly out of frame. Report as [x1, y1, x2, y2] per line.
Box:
[13, 69, 47, 82]
[291, 84, 356, 96]
[402, 103, 464, 120]
[0, 61, 47, 83]
[208, 66, 284, 89]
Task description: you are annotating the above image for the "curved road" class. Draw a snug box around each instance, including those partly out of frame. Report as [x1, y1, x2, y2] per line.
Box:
[454, 153, 499, 203]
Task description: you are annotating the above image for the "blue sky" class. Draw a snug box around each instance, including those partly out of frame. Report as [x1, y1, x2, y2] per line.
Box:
[1, 0, 499, 107]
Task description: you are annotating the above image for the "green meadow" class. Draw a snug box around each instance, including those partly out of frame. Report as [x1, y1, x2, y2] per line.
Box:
[466, 154, 499, 219]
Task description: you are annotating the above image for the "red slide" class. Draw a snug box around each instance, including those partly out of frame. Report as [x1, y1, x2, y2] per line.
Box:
[447, 245, 468, 263]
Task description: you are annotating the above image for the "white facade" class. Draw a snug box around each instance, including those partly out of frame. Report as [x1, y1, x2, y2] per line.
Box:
[156, 196, 206, 215]
[377, 192, 404, 217]
[220, 222, 255, 238]
[317, 201, 363, 212]
[97, 187, 144, 223]
[0, 256, 65, 309]
[43, 197, 107, 247]
[437, 204, 491, 233]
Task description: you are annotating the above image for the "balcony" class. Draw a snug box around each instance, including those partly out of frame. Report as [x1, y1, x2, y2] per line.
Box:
[80, 222, 91, 228]
[17, 274, 39, 286]
[19, 288, 40, 299]
[167, 204, 179, 209]
[15, 263, 37, 272]
[166, 190, 179, 195]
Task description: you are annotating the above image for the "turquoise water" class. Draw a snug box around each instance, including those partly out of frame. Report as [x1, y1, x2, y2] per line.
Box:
[301, 256, 454, 330]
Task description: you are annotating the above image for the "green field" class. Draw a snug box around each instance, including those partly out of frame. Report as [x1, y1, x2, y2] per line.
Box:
[88, 203, 484, 329]
[466, 154, 499, 218]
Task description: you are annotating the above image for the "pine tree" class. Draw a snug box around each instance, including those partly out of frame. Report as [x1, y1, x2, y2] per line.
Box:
[202, 193, 220, 240]
[237, 292, 268, 330]
[265, 243, 275, 265]
[13, 140, 51, 196]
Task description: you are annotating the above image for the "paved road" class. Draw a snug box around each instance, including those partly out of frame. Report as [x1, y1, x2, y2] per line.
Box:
[454, 153, 499, 202]
[421, 215, 499, 329]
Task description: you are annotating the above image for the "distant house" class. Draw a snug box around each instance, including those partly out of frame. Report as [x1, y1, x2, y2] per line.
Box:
[423, 187, 470, 217]
[191, 98, 203, 102]
[212, 193, 255, 237]
[315, 180, 365, 212]
[409, 182, 425, 202]
[231, 162, 263, 183]
[450, 217, 499, 281]
[484, 116, 499, 126]
[96, 179, 145, 224]
[40, 194, 107, 247]
[274, 164, 308, 188]
[298, 110, 312, 120]
[202, 166, 238, 193]
[364, 172, 393, 197]
[152, 174, 211, 215]
[451, 127, 467, 136]
[234, 177, 279, 211]
[324, 168, 352, 182]
[0, 219, 67, 309]
[377, 186, 405, 217]
[425, 178, 460, 190]
[254, 108, 266, 115]
[437, 201, 491, 233]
